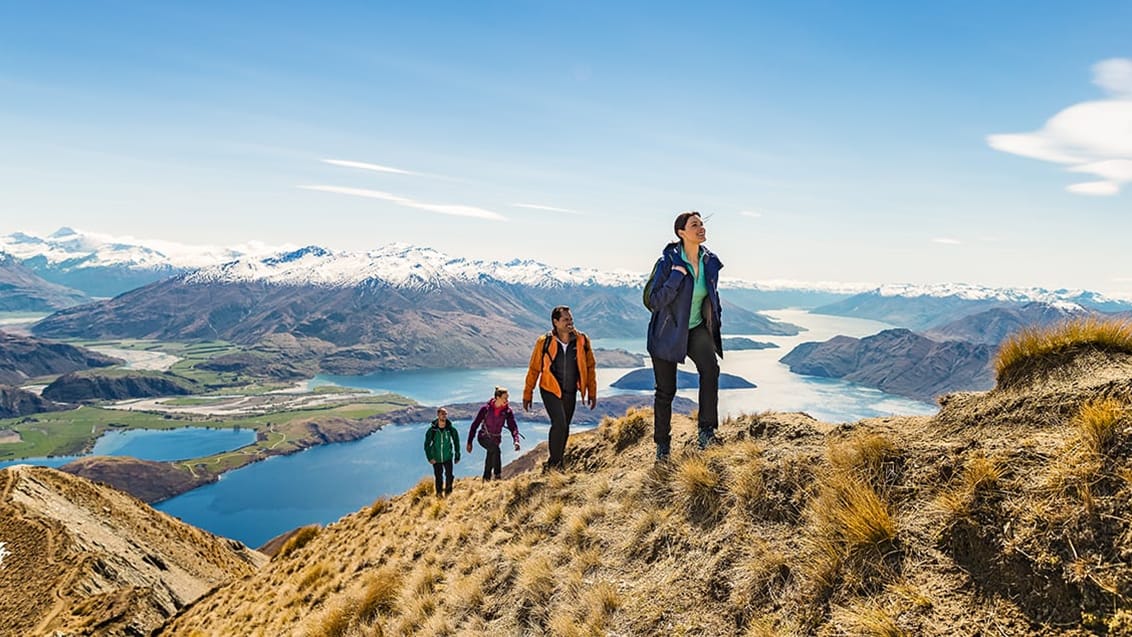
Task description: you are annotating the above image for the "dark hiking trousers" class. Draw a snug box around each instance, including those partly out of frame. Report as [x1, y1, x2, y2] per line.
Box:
[478, 435, 502, 480]
[432, 459, 454, 496]
[652, 323, 720, 447]
[540, 387, 577, 470]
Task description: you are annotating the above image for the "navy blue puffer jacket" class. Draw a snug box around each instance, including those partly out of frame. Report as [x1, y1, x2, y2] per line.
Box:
[646, 242, 724, 363]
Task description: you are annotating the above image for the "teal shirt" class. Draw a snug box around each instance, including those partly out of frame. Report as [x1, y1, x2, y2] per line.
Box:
[680, 246, 708, 330]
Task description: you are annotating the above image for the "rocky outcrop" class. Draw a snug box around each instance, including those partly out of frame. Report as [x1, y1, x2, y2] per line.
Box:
[0, 386, 64, 418]
[0, 465, 266, 637]
[42, 371, 200, 402]
[780, 328, 994, 402]
[0, 330, 120, 385]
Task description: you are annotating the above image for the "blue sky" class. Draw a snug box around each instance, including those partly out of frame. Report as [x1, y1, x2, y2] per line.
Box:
[1, 2, 1130, 293]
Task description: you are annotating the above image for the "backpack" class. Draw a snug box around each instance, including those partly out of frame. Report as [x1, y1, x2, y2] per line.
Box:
[541, 331, 591, 360]
[642, 258, 663, 311]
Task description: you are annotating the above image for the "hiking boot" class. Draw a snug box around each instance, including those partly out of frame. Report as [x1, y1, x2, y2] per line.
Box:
[697, 428, 721, 450]
[655, 441, 671, 462]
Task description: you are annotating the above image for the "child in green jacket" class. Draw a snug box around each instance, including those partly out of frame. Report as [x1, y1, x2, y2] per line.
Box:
[424, 407, 461, 497]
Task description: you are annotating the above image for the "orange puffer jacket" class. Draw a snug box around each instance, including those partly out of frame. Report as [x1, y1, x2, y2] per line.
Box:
[522, 332, 597, 402]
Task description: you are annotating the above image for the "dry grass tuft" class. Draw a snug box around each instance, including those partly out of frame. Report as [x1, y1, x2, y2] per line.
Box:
[1075, 397, 1125, 456]
[304, 599, 353, 637]
[368, 497, 390, 518]
[830, 433, 900, 491]
[672, 455, 725, 522]
[831, 601, 910, 636]
[408, 478, 436, 504]
[516, 554, 557, 626]
[298, 562, 331, 592]
[602, 408, 651, 452]
[356, 569, 402, 623]
[938, 452, 1001, 518]
[995, 317, 1132, 388]
[277, 525, 321, 560]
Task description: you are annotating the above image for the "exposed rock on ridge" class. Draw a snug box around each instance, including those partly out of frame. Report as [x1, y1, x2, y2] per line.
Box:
[0, 465, 266, 637]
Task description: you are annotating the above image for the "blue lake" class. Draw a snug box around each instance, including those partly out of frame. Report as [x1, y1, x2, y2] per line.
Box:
[0, 427, 257, 471]
[157, 419, 565, 548]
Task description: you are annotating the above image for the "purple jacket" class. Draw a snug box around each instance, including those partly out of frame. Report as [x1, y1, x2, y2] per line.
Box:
[468, 401, 520, 444]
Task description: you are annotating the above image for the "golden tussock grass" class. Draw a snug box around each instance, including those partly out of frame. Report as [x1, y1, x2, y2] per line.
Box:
[299, 562, 332, 592]
[408, 478, 435, 504]
[830, 602, 909, 637]
[938, 452, 1001, 518]
[808, 443, 899, 596]
[830, 433, 900, 491]
[368, 497, 390, 518]
[995, 317, 1132, 388]
[728, 538, 790, 621]
[355, 569, 402, 623]
[562, 503, 603, 547]
[448, 568, 489, 618]
[602, 407, 650, 452]
[303, 599, 352, 637]
[1074, 397, 1125, 456]
[277, 525, 321, 560]
[672, 455, 725, 523]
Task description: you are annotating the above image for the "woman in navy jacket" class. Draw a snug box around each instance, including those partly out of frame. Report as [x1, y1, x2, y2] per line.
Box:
[645, 211, 723, 460]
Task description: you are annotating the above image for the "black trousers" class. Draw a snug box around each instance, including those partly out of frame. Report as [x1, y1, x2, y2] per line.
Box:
[540, 387, 577, 469]
[652, 323, 720, 446]
[432, 459, 454, 495]
[478, 436, 502, 480]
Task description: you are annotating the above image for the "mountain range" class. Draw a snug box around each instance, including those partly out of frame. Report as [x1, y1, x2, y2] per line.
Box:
[780, 301, 1090, 401]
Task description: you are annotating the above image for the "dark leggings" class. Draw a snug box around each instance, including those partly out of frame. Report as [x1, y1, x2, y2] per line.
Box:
[432, 460, 453, 495]
[652, 323, 720, 446]
[478, 436, 502, 480]
[540, 388, 577, 469]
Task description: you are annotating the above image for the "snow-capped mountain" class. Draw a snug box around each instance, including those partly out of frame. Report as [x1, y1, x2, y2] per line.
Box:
[183, 243, 645, 289]
[0, 227, 290, 270]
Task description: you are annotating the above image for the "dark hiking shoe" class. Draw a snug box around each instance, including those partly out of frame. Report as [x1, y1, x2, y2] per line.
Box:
[697, 429, 721, 450]
[655, 441, 671, 462]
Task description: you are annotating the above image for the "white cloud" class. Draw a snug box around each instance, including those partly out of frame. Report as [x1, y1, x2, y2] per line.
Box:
[1094, 58, 1132, 96]
[512, 203, 583, 215]
[322, 159, 421, 176]
[298, 185, 506, 221]
[739, 210, 763, 218]
[1067, 181, 1121, 196]
[987, 57, 1132, 196]
[932, 237, 961, 245]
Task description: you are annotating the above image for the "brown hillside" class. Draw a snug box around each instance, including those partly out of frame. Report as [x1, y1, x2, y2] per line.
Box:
[0, 465, 267, 637]
[156, 345, 1132, 636]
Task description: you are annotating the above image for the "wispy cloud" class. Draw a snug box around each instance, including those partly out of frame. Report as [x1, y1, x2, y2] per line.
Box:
[322, 159, 422, 176]
[739, 210, 763, 218]
[932, 237, 962, 245]
[298, 185, 506, 221]
[512, 203, 583, 215]
[987, 58, 1132, 196]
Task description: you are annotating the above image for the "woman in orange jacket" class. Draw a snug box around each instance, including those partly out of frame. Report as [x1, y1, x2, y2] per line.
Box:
[522, 306, 597, 471]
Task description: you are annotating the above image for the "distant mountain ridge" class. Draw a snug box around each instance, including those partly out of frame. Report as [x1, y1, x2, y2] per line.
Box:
[0, 252, 89, 311]
[813, 283, 1132, 330]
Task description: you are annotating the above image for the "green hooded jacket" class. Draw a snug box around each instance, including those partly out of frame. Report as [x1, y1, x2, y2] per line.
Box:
[424, 419, 461, 463]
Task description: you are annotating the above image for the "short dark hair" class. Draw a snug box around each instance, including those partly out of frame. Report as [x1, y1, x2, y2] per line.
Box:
[551, 305, 571, 322]
[674, 210, 702, 239]
[493, 386, 509, 398]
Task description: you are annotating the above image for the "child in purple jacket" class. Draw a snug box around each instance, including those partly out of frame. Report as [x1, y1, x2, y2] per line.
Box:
[466, 386, 521, 480]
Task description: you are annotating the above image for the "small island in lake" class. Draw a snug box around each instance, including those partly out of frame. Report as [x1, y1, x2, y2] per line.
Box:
[610, 368, 756, 390]
[722, 337, 778, 350]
